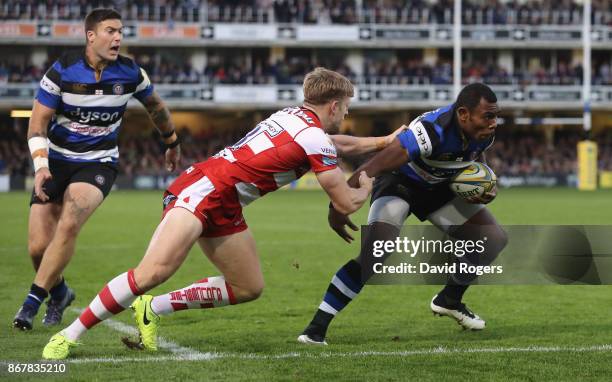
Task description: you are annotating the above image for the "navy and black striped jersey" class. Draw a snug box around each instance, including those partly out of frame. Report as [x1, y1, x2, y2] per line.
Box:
[397, 103, 494, 186]
[36, 51, 153, 164]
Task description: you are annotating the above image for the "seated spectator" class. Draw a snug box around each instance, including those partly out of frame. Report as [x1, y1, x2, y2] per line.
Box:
[3, 0, 593, 25]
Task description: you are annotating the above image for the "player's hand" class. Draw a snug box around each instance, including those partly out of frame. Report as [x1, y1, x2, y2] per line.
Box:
[34, 167, 52, 202]
[385, 124, 409, 146]
[329, 206, 359, 243]
[358, 171, 374, 192]
[165, 146, 181, 172]
[466, 184, 497, 204]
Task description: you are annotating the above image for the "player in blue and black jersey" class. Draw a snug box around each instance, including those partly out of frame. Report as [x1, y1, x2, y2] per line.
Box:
[13, 8, 181, 330]
[299, 83, 508, 345]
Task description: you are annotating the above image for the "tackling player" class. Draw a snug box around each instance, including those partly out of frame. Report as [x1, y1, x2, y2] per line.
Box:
[298, 83, 508, 345]
[13, 9, 180, 331]
[42, 67, 406, 359]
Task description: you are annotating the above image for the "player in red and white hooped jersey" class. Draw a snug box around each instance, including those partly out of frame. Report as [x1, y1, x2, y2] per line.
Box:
[163, 104, 386, 237]
[197, 106, 341, 206]
[43, 67, 407, 359]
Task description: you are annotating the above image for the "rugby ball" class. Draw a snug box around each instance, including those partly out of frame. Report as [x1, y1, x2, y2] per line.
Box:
[449, 162, 497, 199]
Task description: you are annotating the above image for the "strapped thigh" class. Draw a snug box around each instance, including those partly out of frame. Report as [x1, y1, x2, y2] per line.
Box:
[367, 196, 410, 226]
[426, 196, 485, 233]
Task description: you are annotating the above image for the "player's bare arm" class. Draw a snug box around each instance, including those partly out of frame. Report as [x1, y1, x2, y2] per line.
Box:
[328, 139, 410, 242]
[316, 167, 373, 215]
[27, 100, 56, 202]
[141, 91, 181, 172]
[330, 124, 408, 157]
[347, 138, 410, 187]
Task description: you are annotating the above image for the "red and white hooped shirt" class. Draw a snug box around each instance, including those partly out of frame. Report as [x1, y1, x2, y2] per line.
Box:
[188, 107, 338, 206]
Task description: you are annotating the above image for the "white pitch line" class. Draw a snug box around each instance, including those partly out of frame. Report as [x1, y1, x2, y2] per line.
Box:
[58, 308, 612, 364]
[58, 344, 612, 364]
[68, 308, 207, 358]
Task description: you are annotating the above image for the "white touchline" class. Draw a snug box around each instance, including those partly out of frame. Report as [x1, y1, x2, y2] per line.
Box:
[62, 344, 612, 364]
[47, 308, 610, 365]
[68, 308, 208, 358]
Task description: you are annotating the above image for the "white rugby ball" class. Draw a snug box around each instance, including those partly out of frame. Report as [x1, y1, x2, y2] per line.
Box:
[449, 162, 497, 199]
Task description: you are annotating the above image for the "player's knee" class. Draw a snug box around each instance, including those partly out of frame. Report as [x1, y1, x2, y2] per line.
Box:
[246, 283, 265, 302]
[28, 240, 46, 261]
[235, 282, 264, 303]
[56, 218, 82, 239]
[135, 273, 163, 293]
[133, 263, 172, 291]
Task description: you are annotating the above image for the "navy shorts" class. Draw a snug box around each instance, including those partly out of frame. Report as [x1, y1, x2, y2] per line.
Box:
[30, 158, 118, 205]
[370, 171, 455, 221]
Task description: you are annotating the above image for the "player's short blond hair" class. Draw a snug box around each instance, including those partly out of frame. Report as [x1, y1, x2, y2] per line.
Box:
[303, 67, 354, 105]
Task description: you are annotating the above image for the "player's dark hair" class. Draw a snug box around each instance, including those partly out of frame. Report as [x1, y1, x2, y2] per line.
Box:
[456, 83, 497, 111]
[85, 8, 122, 32]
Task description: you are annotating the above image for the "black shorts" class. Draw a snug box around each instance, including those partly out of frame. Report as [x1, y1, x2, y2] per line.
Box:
[370, 171, 455, 221]
[30, 158, 118, 205]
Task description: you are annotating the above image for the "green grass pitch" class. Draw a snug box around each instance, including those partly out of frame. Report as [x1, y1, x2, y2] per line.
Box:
[1, 188, 612, 381]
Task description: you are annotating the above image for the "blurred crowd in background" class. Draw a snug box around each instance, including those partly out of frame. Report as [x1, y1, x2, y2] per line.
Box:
[4, 0, 612, 26]
[0, 55, 600, 86]
[2, 0, 612, 182]
[1, 121, 611, 178]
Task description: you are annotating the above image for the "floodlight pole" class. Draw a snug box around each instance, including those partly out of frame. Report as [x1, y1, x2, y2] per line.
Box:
[453, 0, 462, 99]
[583, 0, 592, 136]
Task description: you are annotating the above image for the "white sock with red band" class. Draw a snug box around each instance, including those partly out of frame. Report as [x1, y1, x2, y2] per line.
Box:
[63, 270, 142, 341]
[150, 276, 237, 316]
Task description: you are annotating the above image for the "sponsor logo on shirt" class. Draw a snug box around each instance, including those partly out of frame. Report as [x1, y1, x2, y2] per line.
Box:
[112, 83, 124, 95]
[322, 156, 337, 167]
[415, 124, 429, 152]
[69, 107, 121, 124]
[409, 121, 433, 157]
[321, 147, 336, 156]
[162, 193, 177, 209]
[283, 107, 315, 124]
[40, 78, 57, 94]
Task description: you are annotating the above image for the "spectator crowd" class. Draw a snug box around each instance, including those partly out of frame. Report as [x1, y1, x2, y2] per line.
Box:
[4, 0, 612, 26]
[2, 122, 611, 178]
[0, 54, 598, 87]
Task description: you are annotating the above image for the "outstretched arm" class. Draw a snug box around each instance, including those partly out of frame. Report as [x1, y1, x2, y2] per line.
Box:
[346, 138, 410, 187]
[330, 125, 408, 157]
[328, 139, 410, 242]
[141, 91, 180, 172]
[316, 168, 373, 216]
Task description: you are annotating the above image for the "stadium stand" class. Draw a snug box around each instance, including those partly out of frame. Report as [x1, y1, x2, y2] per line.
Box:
[1, 0, 612, 190]
[2, 0, 604, 25]
[0, 53, 592, 86]
[1, 120, 610, 178]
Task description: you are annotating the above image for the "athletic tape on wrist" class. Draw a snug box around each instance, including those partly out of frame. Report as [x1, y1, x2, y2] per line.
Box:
[33, 156, 49, 172]
[28, 137, 48, 156]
